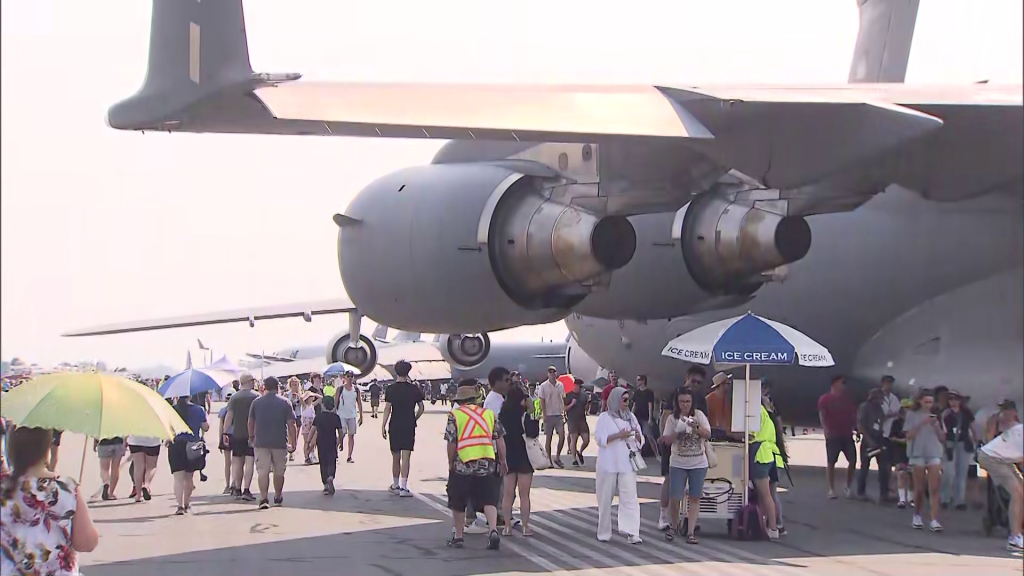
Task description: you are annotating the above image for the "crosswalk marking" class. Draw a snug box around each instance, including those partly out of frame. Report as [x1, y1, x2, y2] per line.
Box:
[413, 488, 795, 575]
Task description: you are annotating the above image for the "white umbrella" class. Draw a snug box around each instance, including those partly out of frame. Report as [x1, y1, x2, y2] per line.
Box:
[661, 312, 834, 505]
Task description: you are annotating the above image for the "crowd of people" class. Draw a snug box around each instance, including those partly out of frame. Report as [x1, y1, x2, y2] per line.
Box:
[1, 362, 1022, 574]
[817, 375, 1023, 550]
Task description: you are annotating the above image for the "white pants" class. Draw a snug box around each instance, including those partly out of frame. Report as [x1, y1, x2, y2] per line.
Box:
[596, 471, 640, 541]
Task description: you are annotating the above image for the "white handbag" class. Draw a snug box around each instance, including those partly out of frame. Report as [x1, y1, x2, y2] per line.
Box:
[525, 436, 550, 471]
[704, 439, 718, 469]
[628, 444, 648, 472]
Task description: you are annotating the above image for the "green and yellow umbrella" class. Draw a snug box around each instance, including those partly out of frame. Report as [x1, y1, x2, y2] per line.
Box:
[1, 372, 192, 479]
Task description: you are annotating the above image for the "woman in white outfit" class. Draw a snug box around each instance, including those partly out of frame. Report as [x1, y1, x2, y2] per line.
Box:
[595, 387, 645, 544]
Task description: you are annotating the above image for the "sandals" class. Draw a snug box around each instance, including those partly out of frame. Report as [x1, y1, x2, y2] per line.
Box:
[686, 533, 699, 545]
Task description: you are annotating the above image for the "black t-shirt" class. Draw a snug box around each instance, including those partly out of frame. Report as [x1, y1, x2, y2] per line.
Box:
[565, 390, 587, 421]
[385, 381, 424, 431]
[631, 388, 655, 423]
[369, 383, 382, 400]
[313, 411, 342, 453]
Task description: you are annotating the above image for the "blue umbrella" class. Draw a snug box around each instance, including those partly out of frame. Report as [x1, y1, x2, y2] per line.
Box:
[661, 312, 833, 504]
[323, 362, 357, 378]
[158, 355, 236, 399]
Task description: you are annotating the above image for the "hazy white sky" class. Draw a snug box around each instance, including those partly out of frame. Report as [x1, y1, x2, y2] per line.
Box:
[1, 1, 1021, 370]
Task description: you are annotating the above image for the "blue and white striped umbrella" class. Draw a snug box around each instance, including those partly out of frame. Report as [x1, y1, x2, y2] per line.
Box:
[661, 312, 834, 367]
[158, 367, 235, 399]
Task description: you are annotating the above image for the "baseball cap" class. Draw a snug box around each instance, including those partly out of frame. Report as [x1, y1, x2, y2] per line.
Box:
[547, 366, 558, 372]
[998, 398, 1017, 410]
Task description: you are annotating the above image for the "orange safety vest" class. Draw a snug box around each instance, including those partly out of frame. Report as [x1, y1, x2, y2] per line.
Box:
[453, 404, 496, 462]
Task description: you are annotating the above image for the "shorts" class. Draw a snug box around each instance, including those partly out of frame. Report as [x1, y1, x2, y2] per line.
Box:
[219, 433, 231, 451]
[52, 430, 63, 447]
[128, 444, 161, 457]
[389, 430, 415, 453]
[255, 447, 288, 478]
[97, 442, 126, 460]
[978, 452, 1022, 493]
[340, 418, 358, 437]
[825, 435, 857, 466]
[751, 461, 773, 480]
[567, 416, 589, 436]
[447, 470, 499, 512]
[669, 466, 708, 499]
[370, 398, 380, 408]
[168, 439, 205, 474]
[544, 415, 565, 435]
[231, 436, 255, 458]
[301, 417, 315, 437]
[909, 457, 942, 467]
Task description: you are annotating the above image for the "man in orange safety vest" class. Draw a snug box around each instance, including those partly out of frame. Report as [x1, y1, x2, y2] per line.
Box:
[445, 379, 508, 551]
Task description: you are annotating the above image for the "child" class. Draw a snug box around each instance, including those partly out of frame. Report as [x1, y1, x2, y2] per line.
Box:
[313, 396, 344, 495]
[891, 399, 912, 508]
[300, 390, 323, 465]
[218, 390, 235, 494]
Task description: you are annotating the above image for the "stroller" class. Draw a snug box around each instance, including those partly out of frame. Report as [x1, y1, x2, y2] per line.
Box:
[981, 463, 1022, 537]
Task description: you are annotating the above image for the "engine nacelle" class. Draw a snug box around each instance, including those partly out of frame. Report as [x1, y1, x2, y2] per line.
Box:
[438, 333, 492, 369]
[325, 331, 378, 379]
[677, 193, 811, 293]
[339, 163, 636, 334]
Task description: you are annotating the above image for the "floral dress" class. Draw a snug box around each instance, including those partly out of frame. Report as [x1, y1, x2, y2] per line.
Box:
[0, 472, 79, 576]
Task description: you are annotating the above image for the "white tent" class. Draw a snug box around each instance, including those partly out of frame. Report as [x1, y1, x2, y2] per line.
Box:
[209, 355, 247, 376]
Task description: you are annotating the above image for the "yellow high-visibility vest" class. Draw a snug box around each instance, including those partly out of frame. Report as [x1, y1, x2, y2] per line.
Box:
[453, 405, 496, 463]
[752, 404, 784, 467]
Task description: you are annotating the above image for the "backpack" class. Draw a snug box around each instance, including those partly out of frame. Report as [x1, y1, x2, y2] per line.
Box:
[731, 490, 768, 541]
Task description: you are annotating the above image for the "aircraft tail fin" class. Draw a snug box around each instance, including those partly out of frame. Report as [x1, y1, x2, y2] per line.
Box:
[107, 0, 261, 130]
[848, 0, 920, 83]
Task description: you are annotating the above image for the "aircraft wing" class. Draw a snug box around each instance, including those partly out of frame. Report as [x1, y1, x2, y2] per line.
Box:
[62, 298, 355, 337]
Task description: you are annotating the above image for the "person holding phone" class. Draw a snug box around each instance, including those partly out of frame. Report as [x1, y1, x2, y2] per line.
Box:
[903, 389, 945, 532]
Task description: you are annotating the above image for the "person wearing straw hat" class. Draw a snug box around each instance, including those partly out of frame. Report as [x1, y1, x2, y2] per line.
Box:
[444, 379, 507, 550]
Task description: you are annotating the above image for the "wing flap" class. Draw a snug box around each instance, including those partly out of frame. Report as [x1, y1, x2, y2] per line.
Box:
[254, 82, 713, 141]
[62, 298, 355, 337]
[660, 86, 945, 190]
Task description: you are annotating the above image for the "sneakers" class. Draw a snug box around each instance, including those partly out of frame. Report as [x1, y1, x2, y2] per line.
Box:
[766, 528, 780, 540]
[897, 499, 907, 509]
[388, 484, 401, 495]
[1008, 534, 1023, 552]
[322, 485, 331, 496]
[273, 494, 284, 507]
[240, 490, 256, 502]
[912, 515, 924, 529]
[222, 486, 233, 495]
[174, 506, 185, 516]
[487, 529, 501, 550]
[399, 488, 413, 498]
[844, 487, 853, 499]
[626, 534, 643, 545]
[347, 457, 354, 464]
[657, 510, 671, 531]
[326, 477, 336, 495]
[929, 519, 943, 532]
[258, 499, 270, 510]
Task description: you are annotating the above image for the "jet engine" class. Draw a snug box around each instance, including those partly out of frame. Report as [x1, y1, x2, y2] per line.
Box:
[677, 192, 811, 294]
[438, 333, 492, 369]
[325, 331, 378, 378]
[338, 163, 636, 334]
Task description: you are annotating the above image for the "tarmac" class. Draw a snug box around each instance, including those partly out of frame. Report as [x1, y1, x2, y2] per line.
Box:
[47, 403, 1022, 576]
